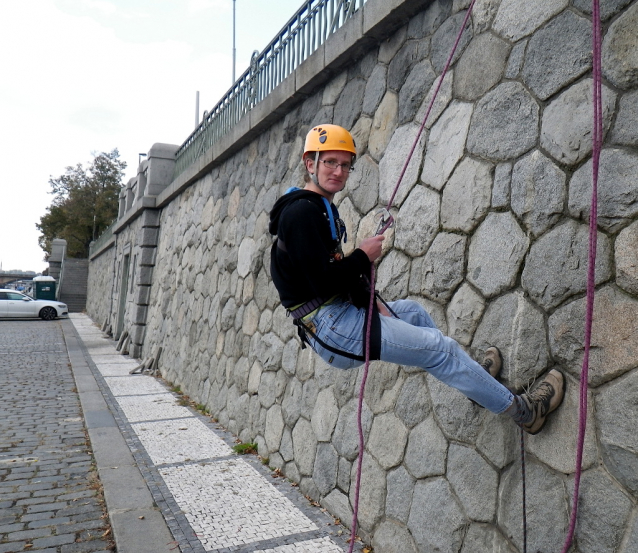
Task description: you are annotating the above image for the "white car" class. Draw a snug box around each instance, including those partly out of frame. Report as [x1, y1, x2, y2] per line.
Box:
[0, 289, 68, 320]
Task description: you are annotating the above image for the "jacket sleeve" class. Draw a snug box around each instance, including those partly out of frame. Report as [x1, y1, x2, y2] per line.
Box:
[279, 199, 370, 300]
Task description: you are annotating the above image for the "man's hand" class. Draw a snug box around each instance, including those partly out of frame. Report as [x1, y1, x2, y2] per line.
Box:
[359, 235, 385, 262]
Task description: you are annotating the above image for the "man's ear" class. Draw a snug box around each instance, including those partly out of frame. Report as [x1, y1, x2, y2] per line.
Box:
[304, 154, 315, 175]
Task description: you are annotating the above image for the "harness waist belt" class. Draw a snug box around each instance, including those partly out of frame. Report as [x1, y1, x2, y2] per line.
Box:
[288, 297, 327, 319]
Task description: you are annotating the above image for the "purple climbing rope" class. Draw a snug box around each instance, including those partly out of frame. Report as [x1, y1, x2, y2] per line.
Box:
[560, 0, 602, 550]
[520, 429, 527, 553]
[347, 2, 477, 550]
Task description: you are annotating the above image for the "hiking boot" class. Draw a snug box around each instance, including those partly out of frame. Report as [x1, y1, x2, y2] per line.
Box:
[480, 346, 502, 379]
[469, 347, 503, 408]
[518, 369, 565, 435]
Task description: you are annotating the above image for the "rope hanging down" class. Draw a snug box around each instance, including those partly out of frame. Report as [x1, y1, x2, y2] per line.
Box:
[560, 0, 602, 550]
[347, 2, 477, 550]
[349, 0, 602, 550]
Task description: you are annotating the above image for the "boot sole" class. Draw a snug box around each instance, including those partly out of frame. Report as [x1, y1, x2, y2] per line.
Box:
[524, 370, 566, 436]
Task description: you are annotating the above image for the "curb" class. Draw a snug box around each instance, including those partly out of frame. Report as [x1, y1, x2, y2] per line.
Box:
[61, 318, 176, 553]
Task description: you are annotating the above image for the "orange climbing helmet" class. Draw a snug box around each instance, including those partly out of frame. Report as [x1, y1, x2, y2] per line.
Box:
[303, 124, 357, 159]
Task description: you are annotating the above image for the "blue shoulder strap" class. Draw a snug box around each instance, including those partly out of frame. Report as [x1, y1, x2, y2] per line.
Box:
[285, 187, 346, 243]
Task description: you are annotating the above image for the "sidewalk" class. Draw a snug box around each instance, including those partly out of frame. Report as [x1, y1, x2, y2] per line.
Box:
[64, 314, 360, 553]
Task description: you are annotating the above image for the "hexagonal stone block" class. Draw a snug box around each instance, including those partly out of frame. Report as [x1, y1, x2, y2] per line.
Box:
[345, 154, 379, 216]
[611, 90, 638, 147]
[408, 478, 466, 552]
[430, 11, 473, 73]
[549, 286, 638, 387]
[569, 469, 633, 552]
[394, 185, 440, 257]
[372, 520, 418, 553]
[467, 212, 529, 298]
[596, 369, 638, 498]
[498, 461, 569, 553]
[410, 233, 467, 302]
[511, 150, 566, 237]
[446, 283, 485, 347]
[467, 82, 539, 161]
[616, 220, 638, 296]
[379, 123, 425, 207]
[348, 454, 386, 533]
[448, 444, 498, 522]
[522, 220, 612, 310]
[367, 412, 409, 469]
[602, 2, 638, 90]
[386, 465, 415, 523]
[454, 33, 510, 101]
[493, 0, 569, 41]
[421, 101, 474, 191]
[569, 149, 638, 233]
[441, 157, 493, 233]
[404, 416, 447, 479]
[522, 10, 592, 100]
[460, 523, 518, 553]
[541, 79, 617, 165]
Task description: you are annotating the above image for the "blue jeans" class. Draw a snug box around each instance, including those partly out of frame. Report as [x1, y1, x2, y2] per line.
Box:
[306, 299, 514, 414]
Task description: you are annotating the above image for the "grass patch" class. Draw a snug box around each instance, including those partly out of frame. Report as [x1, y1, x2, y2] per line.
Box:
[232, 442, 258, 455]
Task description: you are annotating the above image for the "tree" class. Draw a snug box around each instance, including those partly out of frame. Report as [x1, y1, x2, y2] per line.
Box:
[37, 149, 126, 259]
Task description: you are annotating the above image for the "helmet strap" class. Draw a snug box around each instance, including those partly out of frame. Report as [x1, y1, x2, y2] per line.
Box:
[310, 151, 319, 185]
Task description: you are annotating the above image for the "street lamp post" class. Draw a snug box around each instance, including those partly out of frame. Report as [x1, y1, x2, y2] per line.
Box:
[232, 0, 236, 84]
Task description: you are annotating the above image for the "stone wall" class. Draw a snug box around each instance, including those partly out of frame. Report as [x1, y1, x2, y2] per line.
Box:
[87, 0, 638, 551]
[87, 242, 114, 327]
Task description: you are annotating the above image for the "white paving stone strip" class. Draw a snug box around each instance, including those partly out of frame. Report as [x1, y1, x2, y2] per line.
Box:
[255, 537, 345, 552]
[116, 393, 194, 422]
[91, 354, 139, 365]
[132, 418, 233, 464]
[160, 460, 318, 550]
[104, 374, 168, 396]
[97, 363, 137, 377]
[69, 315, 350, 552]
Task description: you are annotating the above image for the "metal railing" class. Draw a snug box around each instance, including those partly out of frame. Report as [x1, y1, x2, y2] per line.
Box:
[173, 0, 367, 178]
[89, 219, 117, 258]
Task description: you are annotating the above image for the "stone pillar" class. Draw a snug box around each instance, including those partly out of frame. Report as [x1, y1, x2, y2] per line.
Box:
[48, 238, 67, 286]
[145, 143, 179, 197]
[125, 177, 136, 212]
[118, 188, 126, 219]
[135, 159, 148, 200]
[129, 209, 160, 358]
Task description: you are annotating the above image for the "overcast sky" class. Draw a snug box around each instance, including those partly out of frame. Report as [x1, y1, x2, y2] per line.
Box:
[0, 0, 304, 272]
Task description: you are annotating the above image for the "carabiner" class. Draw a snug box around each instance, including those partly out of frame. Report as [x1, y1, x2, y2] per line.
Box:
[375, 208, 395, 236]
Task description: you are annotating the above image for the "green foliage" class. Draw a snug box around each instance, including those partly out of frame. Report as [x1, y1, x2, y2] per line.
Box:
[232, 442, 258, 455]
[37, 149, 126, 259]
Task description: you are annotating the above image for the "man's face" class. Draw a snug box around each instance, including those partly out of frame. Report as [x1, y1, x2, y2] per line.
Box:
[305, 149, 353, 199]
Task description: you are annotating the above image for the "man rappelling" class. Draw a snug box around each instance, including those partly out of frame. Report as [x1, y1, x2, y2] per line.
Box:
[269, 123, 565, 436]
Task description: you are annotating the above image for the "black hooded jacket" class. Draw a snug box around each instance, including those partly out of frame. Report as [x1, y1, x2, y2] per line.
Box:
[269, 189, 370, 309]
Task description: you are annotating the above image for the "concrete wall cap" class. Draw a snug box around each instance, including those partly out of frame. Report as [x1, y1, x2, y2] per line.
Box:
[148, 143, 179, 160]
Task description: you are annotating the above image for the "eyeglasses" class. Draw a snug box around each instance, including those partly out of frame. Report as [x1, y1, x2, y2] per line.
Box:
[318, 159, 355, 173]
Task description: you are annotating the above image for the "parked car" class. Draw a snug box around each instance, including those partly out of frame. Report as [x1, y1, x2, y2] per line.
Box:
[0, 289, 68, 320]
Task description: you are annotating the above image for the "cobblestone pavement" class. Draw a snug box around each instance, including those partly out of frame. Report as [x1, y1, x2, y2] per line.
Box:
[68, 314, 361, 553]
[0, 319, 112, 553]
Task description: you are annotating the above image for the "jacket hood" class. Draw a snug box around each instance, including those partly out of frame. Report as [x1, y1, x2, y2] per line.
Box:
[268, 188, 325, 235]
